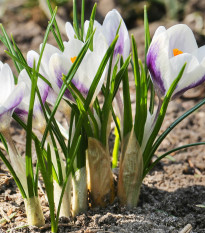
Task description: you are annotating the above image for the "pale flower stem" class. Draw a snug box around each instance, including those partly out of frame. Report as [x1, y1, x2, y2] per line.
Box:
[24, 196, 45, 227]
[54, 178, 71, 218]
[152, 98, 163, 127]
[72, 166, 87, 217]
[114, 90, 123, 128]
[1, 128, 28, 195]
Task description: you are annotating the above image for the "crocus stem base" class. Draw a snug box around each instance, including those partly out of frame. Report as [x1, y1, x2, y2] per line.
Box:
[24, 196, 45, 227]
[54, 177, 71, 218]
[72, 166, 87, 217]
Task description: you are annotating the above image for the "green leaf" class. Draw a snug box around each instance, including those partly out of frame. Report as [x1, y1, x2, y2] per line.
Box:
[25, 62, 38, 198]
[137, 60, 147, 145]
[131, 35, 141, 138]
[112, 117, 120, 169]
[122, 57, 132, 137]
[85, 3, 97, 50]
[148, 97, 205, 162]
[81, 0, 85, 41]
[46, 0, 64, 50]
[144, 142, 205, 177]
[73, 0, 80, 39]
[0, 24, 21, 75]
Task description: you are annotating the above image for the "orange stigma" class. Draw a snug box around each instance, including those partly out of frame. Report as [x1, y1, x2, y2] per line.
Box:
[173, 48, 183, 56]
[70, 56, 77, 63]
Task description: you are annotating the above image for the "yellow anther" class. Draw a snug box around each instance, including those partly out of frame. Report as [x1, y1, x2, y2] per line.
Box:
[173, 48, 183, 56]
[70, 56, 77, 63]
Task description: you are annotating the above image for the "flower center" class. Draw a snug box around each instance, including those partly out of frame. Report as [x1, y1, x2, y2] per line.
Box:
[173, 48, 183, 56]
[70, 56, 77, 63]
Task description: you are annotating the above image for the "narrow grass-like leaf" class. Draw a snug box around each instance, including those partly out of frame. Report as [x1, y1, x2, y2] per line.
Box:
[112, 117, 120, 168]
[50, 26, 64, 51]
[0, 24, 21, 75]
[144, 142, 205, 177]
[85, 3, 97, 50]
[46, 0, 64, 50]
[81, 0, 85, 41]
[131, 35, 141, 138]
[25, 63, 38, 198]
[143, 63, 186, 168]
[111, 107, 121, 141]
[138, 60, 147, 145]
[73, 0, 80, 39]
[122, 58, 132, 137]
[149, 98, 205, 162]
[113, 55, 131, 99]
[149, 84, 155, 114]
[0, 133, 8, 152]
[0, 149, 27, 198]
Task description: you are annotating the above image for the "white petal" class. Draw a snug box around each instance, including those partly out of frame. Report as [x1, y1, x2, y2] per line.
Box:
[0, 63, 15, 104]
[172, 56, 205, 97]
[49, 53, 73, 100]
[93, 32, 108, 61]
[63, 39, 84, 58]
[65, 22, 75, 40]
[151, 26, 166, 42]
[167, 24, 198, 55]
[27, 50, 39, 68]
[147, 31, 170, 97]
[102, 9, 130, 59]
[0, 61, 3, 70]
[169, 53, 198, 88]
[191, 45, 205, 64]
[40, 43, 61, 69]
[0, 82, 25, 128]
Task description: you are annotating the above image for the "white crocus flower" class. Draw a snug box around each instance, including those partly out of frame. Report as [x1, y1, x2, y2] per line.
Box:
[0, 62, 25, 132]
[66, 9, 130, 61]
[147, 24, 205, 99]
[49, 33, 108, 103]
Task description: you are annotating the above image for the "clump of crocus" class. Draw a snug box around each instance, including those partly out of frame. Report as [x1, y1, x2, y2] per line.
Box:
[118, 21, 205, 208]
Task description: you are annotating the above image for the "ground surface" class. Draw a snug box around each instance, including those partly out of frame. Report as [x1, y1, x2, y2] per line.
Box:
[0, 0, 205, 232]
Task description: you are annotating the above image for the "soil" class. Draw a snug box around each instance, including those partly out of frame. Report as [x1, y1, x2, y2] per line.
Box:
[0, 0, 205, 232]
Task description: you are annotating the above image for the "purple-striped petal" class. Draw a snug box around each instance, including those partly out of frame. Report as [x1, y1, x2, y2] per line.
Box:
[147, 42, 166, 97]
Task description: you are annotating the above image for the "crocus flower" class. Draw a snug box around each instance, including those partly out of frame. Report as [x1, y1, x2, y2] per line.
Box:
[0, 61, 25, 132]
[66, 9, 130, 61]
[147, 24, 205, 99]
[49, 34, 108, 103]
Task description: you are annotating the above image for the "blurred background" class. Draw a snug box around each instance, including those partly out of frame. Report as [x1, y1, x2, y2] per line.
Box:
[0, 0, 205, 63]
